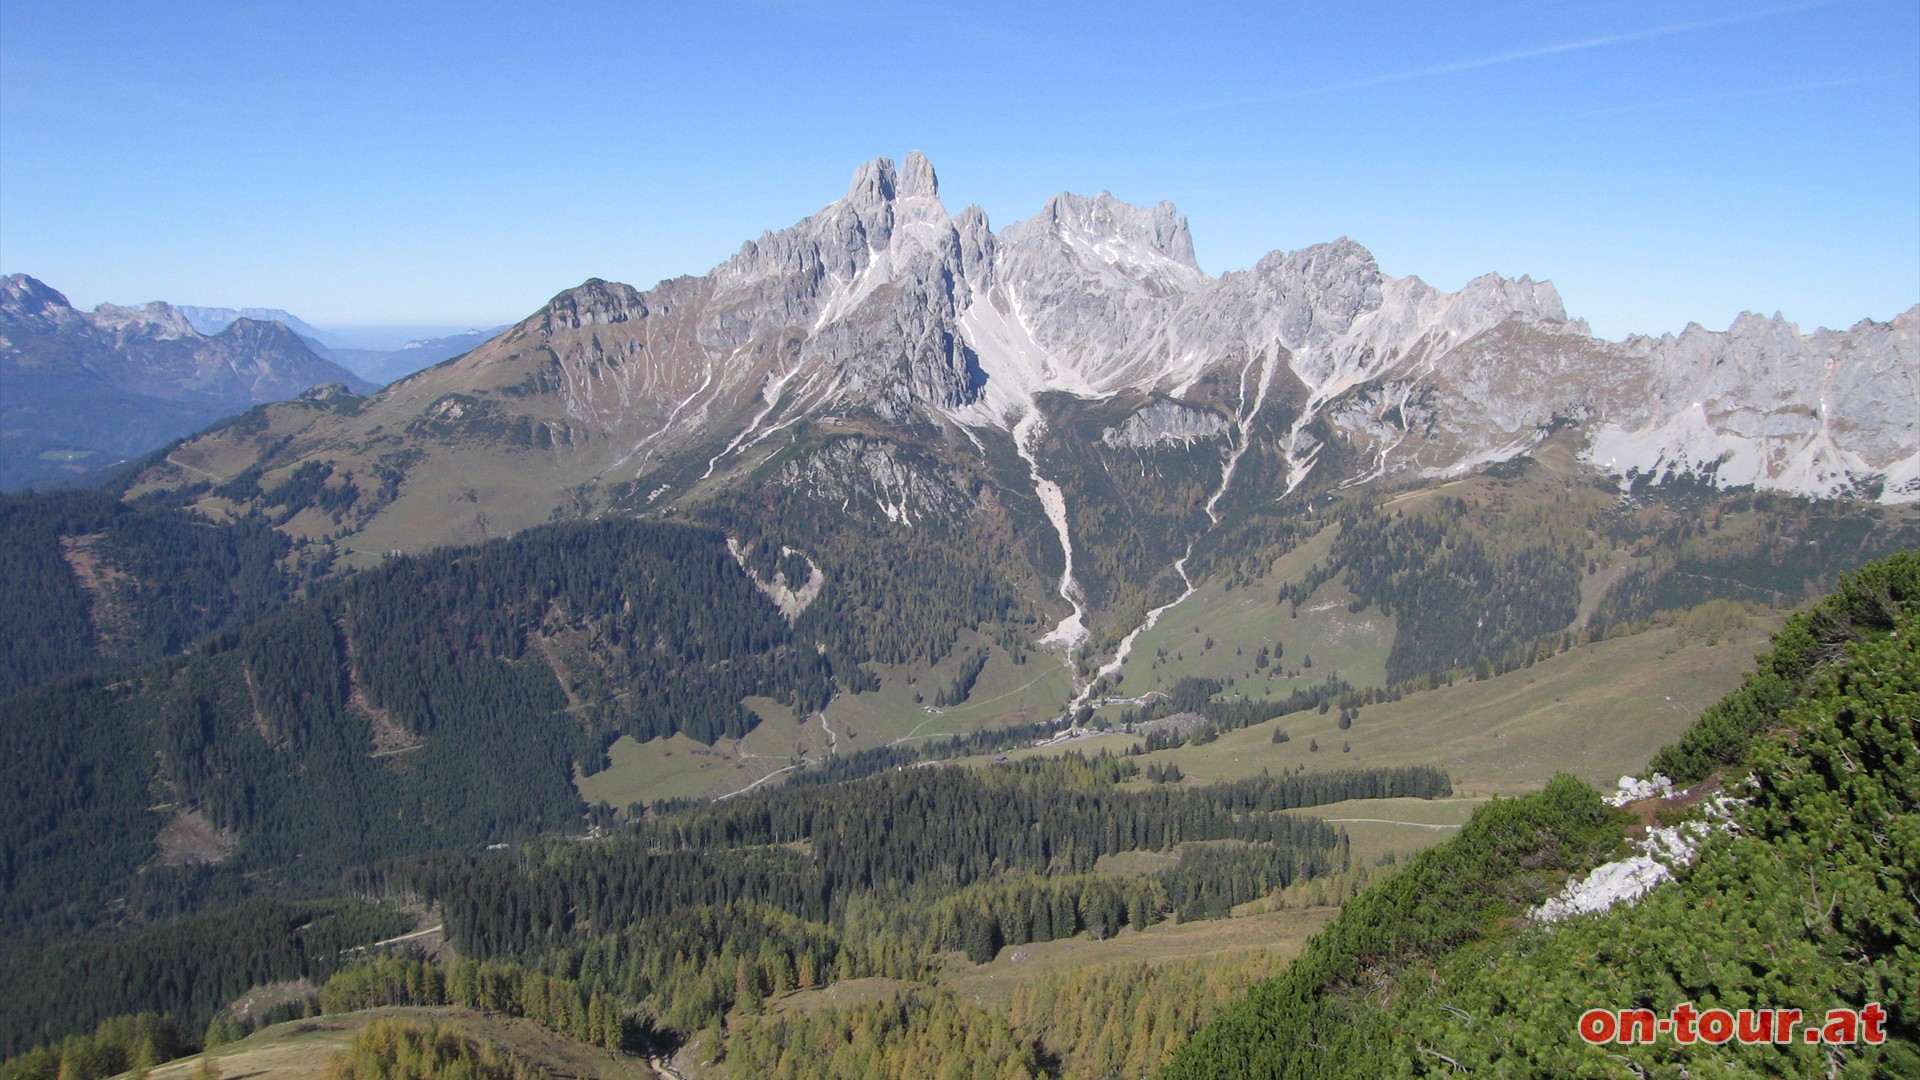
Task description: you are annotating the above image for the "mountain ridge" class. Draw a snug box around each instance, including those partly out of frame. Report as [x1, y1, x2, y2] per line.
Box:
[119, 154, 1919, 669]
[0, 275, 377, 489]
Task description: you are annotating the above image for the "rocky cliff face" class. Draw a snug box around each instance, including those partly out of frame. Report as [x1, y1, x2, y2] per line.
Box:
[423, 153, 1915, 503]
[123, 153, 1918, 559]
[1590, 311, 1920, 500]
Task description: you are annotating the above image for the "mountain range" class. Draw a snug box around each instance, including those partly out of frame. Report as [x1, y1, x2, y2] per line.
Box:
[129, 152, 1918, 657]
[175, 305, 336, 352]
[0, 275, 374, 489]
[178, 306, 512, 384]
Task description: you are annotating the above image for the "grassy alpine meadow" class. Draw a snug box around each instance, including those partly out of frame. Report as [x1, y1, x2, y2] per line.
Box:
[954, 618, 1772, 798]
[129, 1008, 656, 1080]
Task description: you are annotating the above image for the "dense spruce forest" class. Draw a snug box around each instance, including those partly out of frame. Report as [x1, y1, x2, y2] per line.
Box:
[1201, 456, 1920, 685]
[0, 900, 412, 1060]
[0, 490, 322, 698]
[373, 757, 1441, 1034]
[1160, 551, 1920, 1077]
[0, 511, 843, 940]
[697, 473, 1033, 672]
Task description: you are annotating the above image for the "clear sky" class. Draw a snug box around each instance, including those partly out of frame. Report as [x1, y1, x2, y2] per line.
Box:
[2, 0, 1915, 341]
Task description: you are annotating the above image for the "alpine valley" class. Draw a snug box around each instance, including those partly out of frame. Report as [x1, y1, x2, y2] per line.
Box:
[2, 155, 1916, 1079]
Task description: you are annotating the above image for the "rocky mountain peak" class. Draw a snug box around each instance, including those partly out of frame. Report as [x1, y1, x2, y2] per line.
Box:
[1, 273, 73, 319]
[537, 278, 648, 333]
[898, 150, 939, 200]
[1036, 191, 1205, 280]
[169, 155, 1910, 529]
[215, 317, 310, 346]
[1442, 272, 1573, 336]
[89, 300, 198, 341]
[843, 151, 941, 205]
[1249, 236, 1376, 285]
[846, 156, 898, 209]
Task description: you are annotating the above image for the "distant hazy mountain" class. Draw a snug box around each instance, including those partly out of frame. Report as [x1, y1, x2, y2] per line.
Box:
[330, 326, 509, 386]
[176, 305, 337, 356]
[179, 306, 511, 384]
[0, 274, 375, 489]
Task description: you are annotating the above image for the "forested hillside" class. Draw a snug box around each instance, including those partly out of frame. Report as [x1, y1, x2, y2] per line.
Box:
[379, 757, 1441, 1034]
[0, 517, 841, 939]
[0, 490, 323, 698]
[0, 899, 412, 1059]
[0, 751, 1449, 1072]
[1161, 551, 1919, 1077]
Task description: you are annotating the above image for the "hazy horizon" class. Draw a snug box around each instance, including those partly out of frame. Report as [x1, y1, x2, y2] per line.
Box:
[3, 1, 1914, 340]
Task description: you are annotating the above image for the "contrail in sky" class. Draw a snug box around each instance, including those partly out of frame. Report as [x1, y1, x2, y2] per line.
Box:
[1575, 73, 1902, 116]
[1183, 1, 1838, 111]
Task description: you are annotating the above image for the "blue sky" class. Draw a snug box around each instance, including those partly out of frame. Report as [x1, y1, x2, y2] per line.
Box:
[2, 1, 1915, 341]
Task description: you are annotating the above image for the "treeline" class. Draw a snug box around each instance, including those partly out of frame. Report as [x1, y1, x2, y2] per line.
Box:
[910, 847, 1333, 963]
[318, 956, 629, 1055]
[0, 1014, 191, 1080]
[933, 645, 990, 706]
[1590, 489, 1919, 632]
[782, 717, 1063, 788]
[699, 476, 1025, 672]
[1648, 549, 1919, 782]
[1331, 497, 1582, 684]
[639, 758, 1362, 894]
[917, 873, 1168, 964]
[0, 899, 410, 1059]
[358, 754, 1445, 1044]
[1160, 843, 1327, 922]
[322, 1018, 551, 1080]
[1007, 954, 1290, 1079]
[552, 901, 923, 1033]
[0, 489, 318, 698]
[392, 755, 1369, 957]
[347, 518, 836, 746]
[1119, 676, 1357, 751]
[1032, 399, 1220, 644]
[719, 987, 1045, 1080]
[718, 951, 1292, 1080]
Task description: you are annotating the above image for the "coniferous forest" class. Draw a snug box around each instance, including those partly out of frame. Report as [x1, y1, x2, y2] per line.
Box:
[0, 512, 848, 941]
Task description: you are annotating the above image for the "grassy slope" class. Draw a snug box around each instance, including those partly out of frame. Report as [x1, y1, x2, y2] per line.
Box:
[131, 1007, 657, 1080]
[578, 629, 1074, 805]
[1108, 524, 1393, 703]
[958, 620, 1772, 798]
